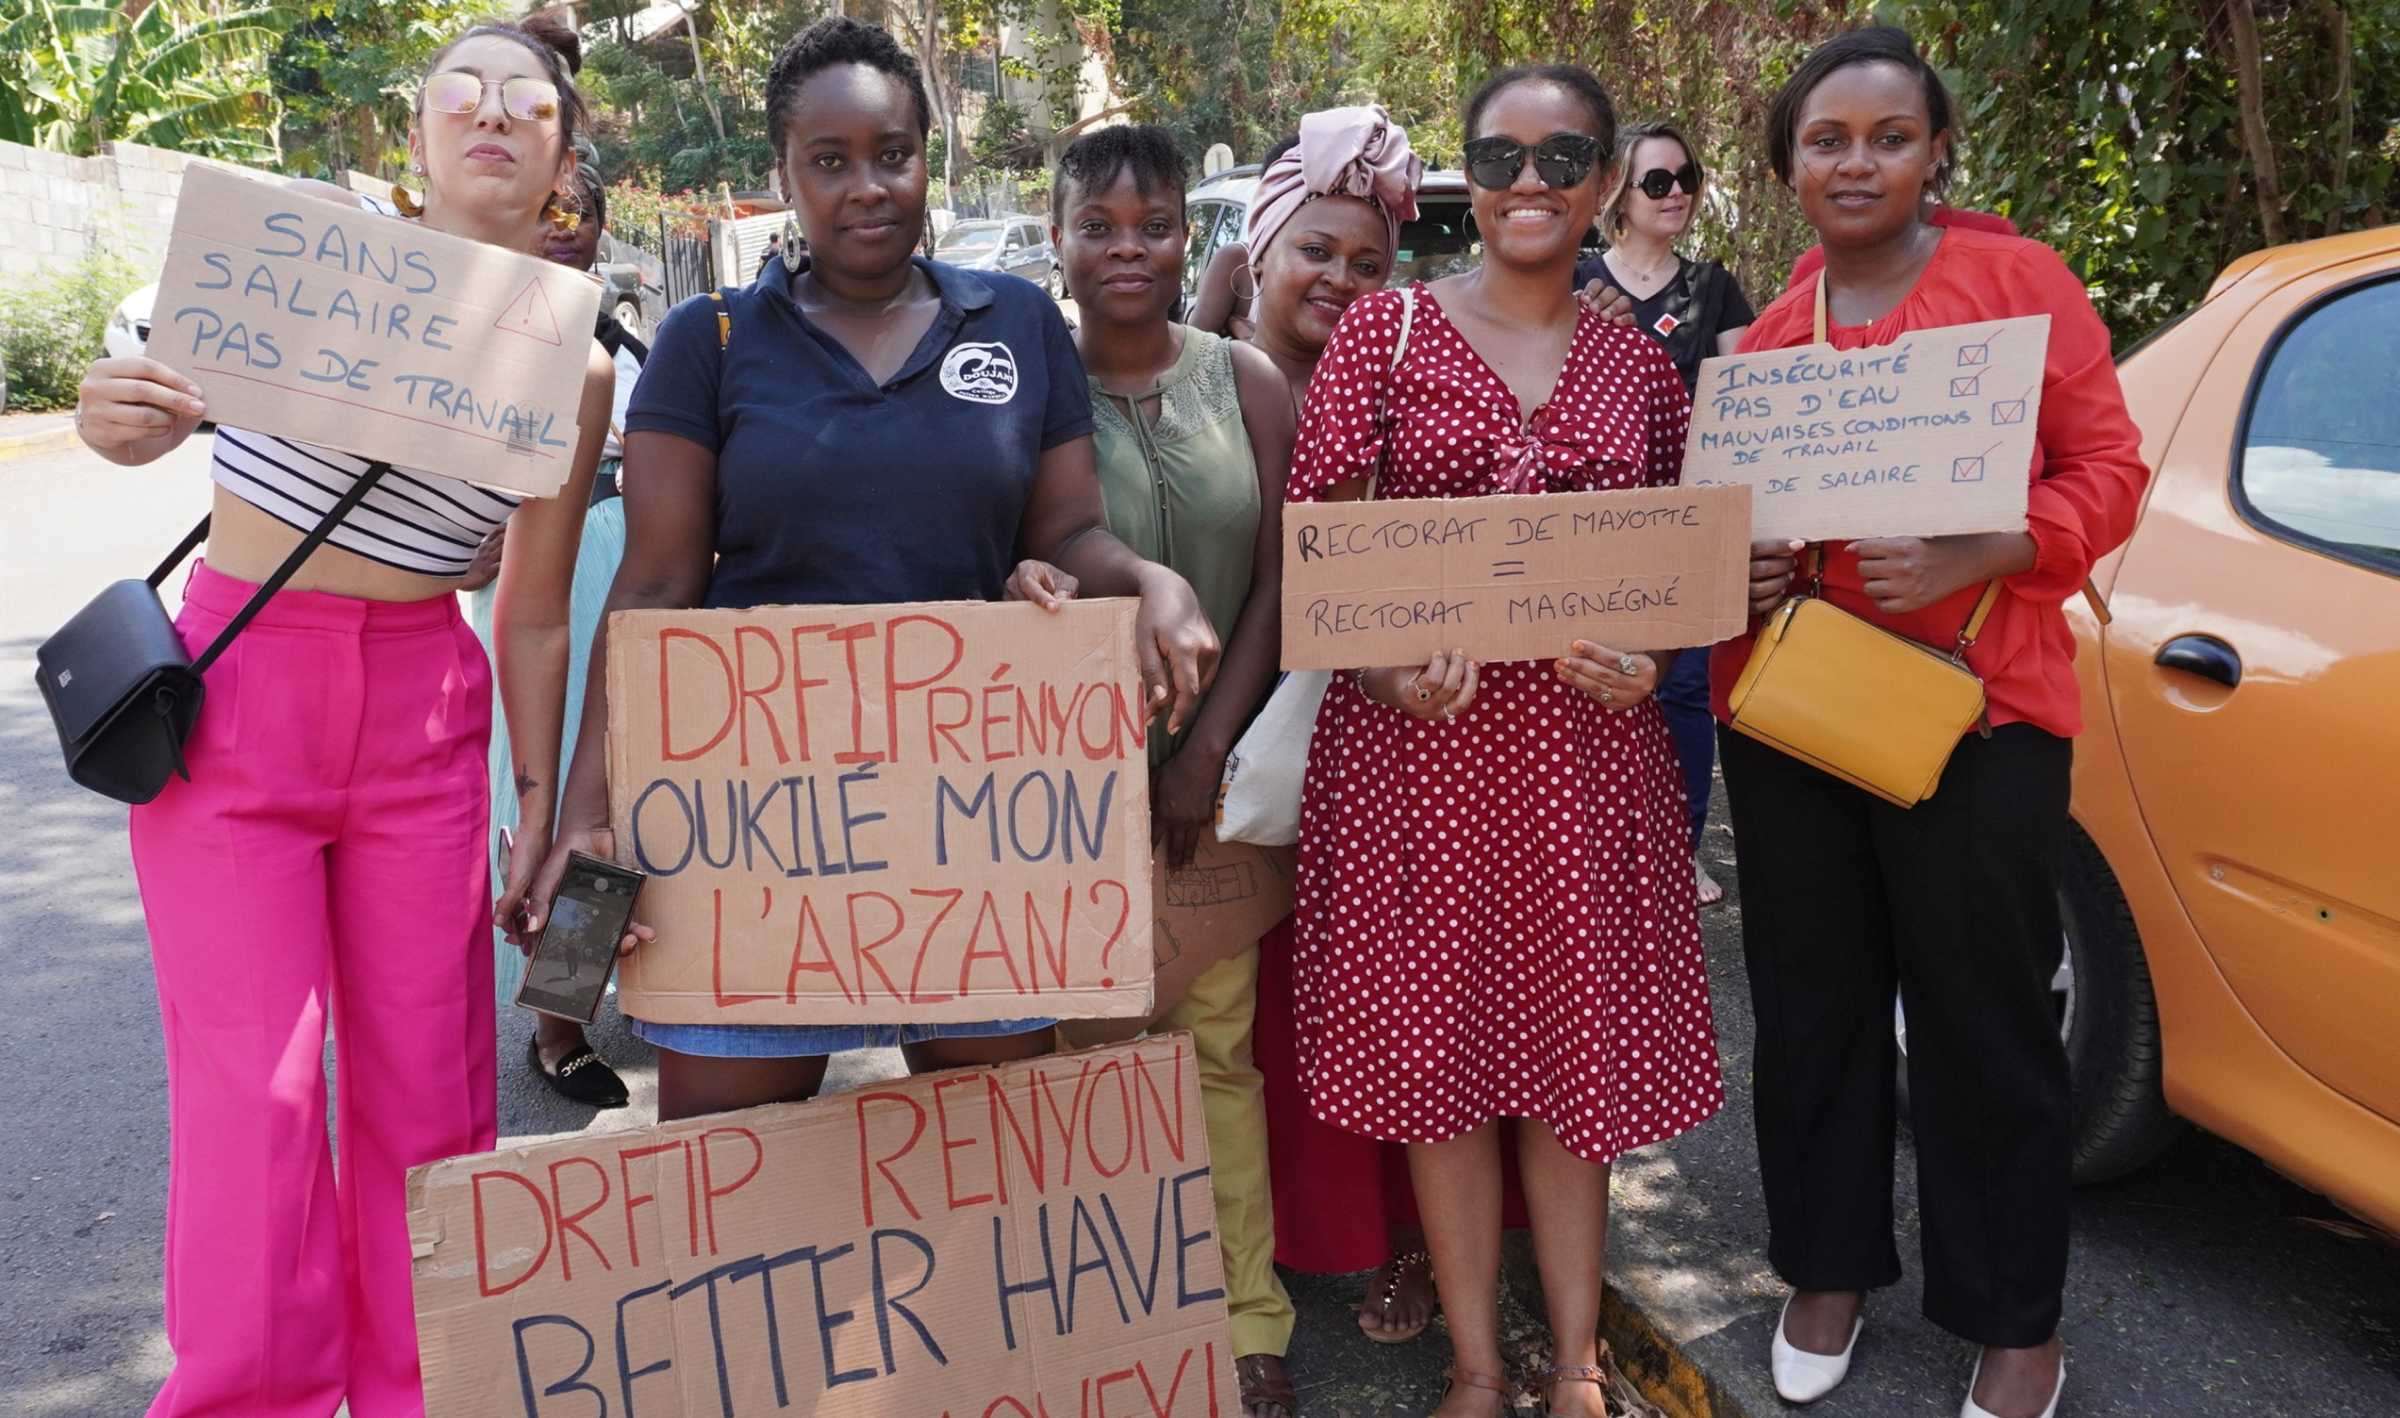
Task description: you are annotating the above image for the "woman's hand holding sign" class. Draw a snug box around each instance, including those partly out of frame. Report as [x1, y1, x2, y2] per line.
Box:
[1852, 531, 2036, 613]
[1557, 642, 1662, 711]
[1360, 649, 1480, 722]
[75, 357, 208, 464]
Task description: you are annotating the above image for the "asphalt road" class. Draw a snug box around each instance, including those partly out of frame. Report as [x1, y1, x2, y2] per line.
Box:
[2, 439, 2394, 1416]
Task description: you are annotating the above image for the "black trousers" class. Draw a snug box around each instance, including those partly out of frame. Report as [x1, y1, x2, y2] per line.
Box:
[1718, 724, 2073, 1347]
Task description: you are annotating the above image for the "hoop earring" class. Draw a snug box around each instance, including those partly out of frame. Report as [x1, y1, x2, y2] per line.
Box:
[781, 210, 804, 273]
[1230, 259, 1259, 307]
[391, 159, 424, 218]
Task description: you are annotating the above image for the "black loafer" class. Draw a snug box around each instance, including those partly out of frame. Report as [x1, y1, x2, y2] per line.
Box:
[529, 1037, 629, 1109]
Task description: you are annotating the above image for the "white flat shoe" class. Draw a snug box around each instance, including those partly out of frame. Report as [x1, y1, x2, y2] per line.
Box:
[1770, 1294, 1862, 1405]
[1960, 1352, 2064, 1418]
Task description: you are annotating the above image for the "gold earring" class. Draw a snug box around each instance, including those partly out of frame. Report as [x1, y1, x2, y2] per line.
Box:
[391, 184, 423, 219]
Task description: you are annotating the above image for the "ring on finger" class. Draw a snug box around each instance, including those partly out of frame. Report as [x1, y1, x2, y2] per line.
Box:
[1617, 654, 1638, 676]
[1600, 688, 1613, 703]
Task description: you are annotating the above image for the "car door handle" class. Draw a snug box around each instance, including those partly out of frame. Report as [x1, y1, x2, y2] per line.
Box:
[2156, 634, 2242, 688]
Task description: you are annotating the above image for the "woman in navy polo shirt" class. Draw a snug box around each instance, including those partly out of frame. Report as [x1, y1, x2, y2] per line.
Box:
[528, 15, 1218, 1119]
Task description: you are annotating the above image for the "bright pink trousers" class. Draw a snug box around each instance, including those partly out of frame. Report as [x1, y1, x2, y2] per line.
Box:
[129, 562, 498, 1417]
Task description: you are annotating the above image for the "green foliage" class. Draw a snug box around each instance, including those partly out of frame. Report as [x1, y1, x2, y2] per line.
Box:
[973, 97, 1042, 167]
[0, 244, 144, 411]
[270, 0, 480, 178]
[1110, 0, 2398, 346]
[0, 0, 294, 163]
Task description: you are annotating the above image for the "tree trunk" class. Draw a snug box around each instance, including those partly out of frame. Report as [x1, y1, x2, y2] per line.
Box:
[2321, 0, 2353, 234]
[683, 3, 729, 144]
[2225, 0, 2284, 246]
[915, 0, 962, 207]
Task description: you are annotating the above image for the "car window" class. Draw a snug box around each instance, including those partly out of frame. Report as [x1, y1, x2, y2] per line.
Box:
[1394, 196, 1478, 283]
[1184, 201, 1224, 298]
[2238, 274, 2400, 577]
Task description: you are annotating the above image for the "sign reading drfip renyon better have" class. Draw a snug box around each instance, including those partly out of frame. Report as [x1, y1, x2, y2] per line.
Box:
[1680, 315, 2050, 543]
[408, 1034, 1239, 1418]
[1279, 485, 1752, 670]
[149, 165, 601, 498]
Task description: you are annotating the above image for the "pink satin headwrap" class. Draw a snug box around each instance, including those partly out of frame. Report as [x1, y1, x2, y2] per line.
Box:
[1241, 104, 1425, 274]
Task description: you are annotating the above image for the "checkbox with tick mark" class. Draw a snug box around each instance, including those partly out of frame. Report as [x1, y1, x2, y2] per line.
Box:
[1951, 455, 1987, 483]
[1991, 396, 2029, 426]
[1950, 373, 1982, 397]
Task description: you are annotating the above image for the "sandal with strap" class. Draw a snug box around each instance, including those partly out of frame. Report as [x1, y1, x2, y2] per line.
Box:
[1358, 1247, 1437, 1344]
[1235, 1353, 1297, 1418]
[1540, 1349, 1666, 1418]
[1431, 1367, 1510, 1418]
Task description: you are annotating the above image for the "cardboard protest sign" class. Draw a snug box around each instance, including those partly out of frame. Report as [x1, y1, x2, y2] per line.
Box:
[1680, 315, 2050, 542]
[408, 1034, 1238, 1418]
[606, 601, 1155, 1026]
[149, 164, 602, 498]
[1279, 485, 1752, 670]
[1058, 841, 1295, 1049]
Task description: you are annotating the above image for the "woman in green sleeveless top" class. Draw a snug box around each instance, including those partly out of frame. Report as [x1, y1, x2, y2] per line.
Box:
[1051, 125, 1301, 1418]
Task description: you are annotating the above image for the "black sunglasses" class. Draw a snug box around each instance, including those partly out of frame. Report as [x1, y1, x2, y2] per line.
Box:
[1636, 162, 1703, 200]
[1463, 133, 1603, 192]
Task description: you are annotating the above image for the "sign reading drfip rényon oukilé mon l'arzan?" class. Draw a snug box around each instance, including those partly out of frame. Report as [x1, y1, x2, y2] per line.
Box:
[408, 1034, 1239, 1418]
[148, 164, 602, 498]
[606, 600, 1156, 1027]
[1278, 485, 1753, 670]
[1679, 314, 2050, 542]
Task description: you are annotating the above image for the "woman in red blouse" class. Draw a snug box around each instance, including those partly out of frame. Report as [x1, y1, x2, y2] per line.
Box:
[1712, 28, 2148, 1418]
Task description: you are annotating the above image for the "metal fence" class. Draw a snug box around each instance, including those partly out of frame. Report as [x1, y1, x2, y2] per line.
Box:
[660, 216, 714, 305]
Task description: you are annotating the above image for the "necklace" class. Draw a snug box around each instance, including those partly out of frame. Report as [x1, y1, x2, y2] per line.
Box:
[1608, 246, 1678, 289]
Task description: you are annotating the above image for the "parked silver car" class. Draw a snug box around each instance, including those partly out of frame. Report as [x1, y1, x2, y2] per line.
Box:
[935, 215, 1063, 297]
[1181, 165, 1604, 304]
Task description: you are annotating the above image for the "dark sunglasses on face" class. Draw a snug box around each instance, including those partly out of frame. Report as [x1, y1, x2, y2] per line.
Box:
[1636, 163, 1702, 200]
[1463, 133, 1603, 191]
[421, 70, 561, 123]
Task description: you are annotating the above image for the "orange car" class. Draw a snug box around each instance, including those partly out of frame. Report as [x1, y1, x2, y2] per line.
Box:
[2050, 225, 2400, 1230]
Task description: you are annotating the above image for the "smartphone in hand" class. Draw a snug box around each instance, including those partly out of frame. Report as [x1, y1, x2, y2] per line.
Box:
[514, 851, 644, 1024]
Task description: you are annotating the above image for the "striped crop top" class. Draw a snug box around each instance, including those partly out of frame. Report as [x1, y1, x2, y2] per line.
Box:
[209, 426, 524, 577]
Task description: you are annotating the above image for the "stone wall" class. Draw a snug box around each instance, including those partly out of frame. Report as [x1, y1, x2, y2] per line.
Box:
[0, 140, 281, 281]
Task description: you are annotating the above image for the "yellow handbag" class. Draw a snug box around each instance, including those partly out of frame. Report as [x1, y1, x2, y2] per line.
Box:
[1723, 278, 2107, 808]
[1725, 553, 2002, 807]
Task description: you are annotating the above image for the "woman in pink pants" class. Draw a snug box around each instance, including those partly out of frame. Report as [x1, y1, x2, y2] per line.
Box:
[68, 15, 617, 1416]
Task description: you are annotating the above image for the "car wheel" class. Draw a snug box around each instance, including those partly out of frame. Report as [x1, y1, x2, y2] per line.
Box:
[1045, 264, 1064, 300]
[1894, 828, 2181, 1184]
[613, 299, 643, 339]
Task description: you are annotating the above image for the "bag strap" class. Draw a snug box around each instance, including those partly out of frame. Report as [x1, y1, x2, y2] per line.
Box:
[1363, 285, 1417, 502]
[158, 460, 395, 676]
[1810, 272, 2114, 632]
[710, 288, 731, 350]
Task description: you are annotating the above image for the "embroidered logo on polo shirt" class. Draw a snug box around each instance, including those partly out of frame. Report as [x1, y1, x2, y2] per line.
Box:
[939, 342, 1020, 405]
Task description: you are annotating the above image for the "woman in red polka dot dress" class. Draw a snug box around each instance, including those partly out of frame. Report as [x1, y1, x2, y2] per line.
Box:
[1287, 65, 1723, 1418]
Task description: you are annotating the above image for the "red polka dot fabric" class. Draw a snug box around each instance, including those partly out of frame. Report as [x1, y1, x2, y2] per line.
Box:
[1286, 284, 1725, 1165]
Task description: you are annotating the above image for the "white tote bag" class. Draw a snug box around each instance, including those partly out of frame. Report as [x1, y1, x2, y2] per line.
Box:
[1215, 286, 1417, 846]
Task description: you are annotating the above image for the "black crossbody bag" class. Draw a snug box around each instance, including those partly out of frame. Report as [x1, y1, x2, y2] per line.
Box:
[35, 461, 392, 804]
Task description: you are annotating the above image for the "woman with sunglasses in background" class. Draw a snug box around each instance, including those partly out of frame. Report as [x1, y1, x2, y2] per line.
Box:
[68, 15, 614, 1415]
[1287, 65, 1721, 1418]
[461, 152, 646, 1110]
[1577, 120, 1753, 906]
[1719, 28, 2145, 1418]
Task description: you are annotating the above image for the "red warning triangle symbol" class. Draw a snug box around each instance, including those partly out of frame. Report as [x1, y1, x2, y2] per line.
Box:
[493, 277, 564, 345]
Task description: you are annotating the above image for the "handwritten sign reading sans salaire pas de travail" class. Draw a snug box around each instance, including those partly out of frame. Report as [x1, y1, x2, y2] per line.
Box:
[408, 1035, 1239, 1418]
[1679, 314, 2049, 542]
[1278, 485, 1753, 670]
[606, 600, 1155, 1027]
[149, 164, 600, 498]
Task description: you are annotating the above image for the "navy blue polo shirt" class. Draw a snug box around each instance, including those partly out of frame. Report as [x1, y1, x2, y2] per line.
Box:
[626, 256, 1093, 610]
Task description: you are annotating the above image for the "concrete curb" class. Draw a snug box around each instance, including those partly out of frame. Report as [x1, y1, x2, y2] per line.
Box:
[1498, 1235, 1756, 1418]
[0, 421, 81, 464]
